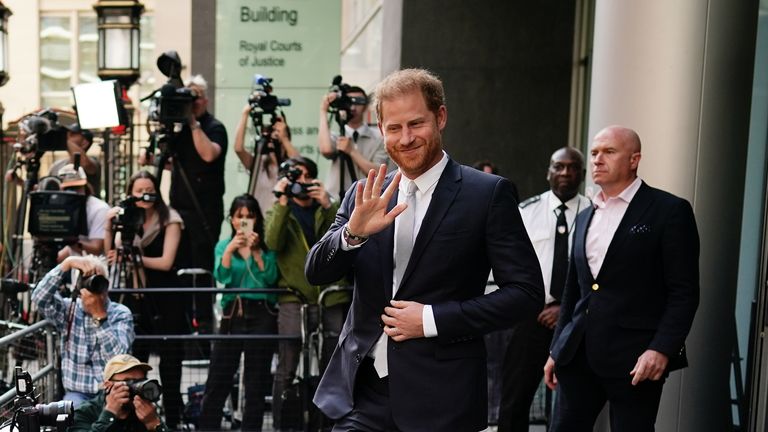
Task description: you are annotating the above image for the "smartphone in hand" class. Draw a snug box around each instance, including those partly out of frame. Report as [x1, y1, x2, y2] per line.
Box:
[240, 218, 254, 235]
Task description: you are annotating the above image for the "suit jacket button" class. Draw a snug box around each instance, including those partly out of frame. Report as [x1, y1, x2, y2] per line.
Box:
[355, 354, 361, 363]
[592, 283, 599, 291]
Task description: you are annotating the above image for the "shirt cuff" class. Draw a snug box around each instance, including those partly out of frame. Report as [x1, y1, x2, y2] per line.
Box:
[340, 224, 367, 251]
[422, 305, 438, 337]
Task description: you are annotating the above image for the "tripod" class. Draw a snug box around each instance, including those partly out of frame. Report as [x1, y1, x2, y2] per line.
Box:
[109, 239, 146, 293]
[246, 111, 285, 196]
[331, 111, 358, 201]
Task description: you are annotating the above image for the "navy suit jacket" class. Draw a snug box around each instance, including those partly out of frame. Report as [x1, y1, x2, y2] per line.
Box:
[305, 159, 544, 431]
[550, 182, 699, 377]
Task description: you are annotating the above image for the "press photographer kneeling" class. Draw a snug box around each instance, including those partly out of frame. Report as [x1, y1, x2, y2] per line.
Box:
[69, 354, 168, 432]
[31, 256, 134, 406]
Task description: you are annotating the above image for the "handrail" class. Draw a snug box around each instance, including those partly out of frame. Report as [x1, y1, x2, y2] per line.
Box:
[0, 319, 55, 346]
[108, 287, 290, 294]
[134, 334, 299, 341]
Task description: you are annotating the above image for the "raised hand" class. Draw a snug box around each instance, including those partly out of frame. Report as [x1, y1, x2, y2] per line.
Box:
[347, 164, 407, 237]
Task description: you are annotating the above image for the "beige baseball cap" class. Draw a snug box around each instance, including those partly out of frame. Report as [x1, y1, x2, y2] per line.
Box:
[58, 163, 88, 189]
[103, 354, 152, 381]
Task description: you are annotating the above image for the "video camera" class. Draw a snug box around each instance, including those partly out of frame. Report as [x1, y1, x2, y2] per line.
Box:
[111, 193, 155, 244]
[275, 160, 315, 200]
[13, 110, 68, 154]
[0, 366, 73, 432]
[327, 75, 368, 127]
[148, 51, 197, 126]
[248, 74, 291, 119]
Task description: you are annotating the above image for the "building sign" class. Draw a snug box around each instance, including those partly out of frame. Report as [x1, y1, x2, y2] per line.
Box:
[216, 0, 341, 223]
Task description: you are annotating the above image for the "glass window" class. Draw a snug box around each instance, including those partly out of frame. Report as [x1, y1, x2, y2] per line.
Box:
[40, 16, 72, 109]
[79, 15, 98, 84]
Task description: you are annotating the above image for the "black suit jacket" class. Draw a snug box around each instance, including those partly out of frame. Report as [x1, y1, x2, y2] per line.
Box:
[305, 159, 544, 431]
[550, 181, 699, 377]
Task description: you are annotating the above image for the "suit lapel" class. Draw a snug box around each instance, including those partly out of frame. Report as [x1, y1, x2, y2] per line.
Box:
[597, 182, 654, 279]
[397, 160, 462, 295]
[575, 205, 594, 279]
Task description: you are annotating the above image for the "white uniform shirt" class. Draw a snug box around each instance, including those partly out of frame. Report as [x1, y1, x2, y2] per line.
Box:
[518, 190, 591, 304]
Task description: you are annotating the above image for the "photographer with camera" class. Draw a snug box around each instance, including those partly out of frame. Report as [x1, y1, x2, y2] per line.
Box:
[31, 256, 134, 406]
[153, 74, 227, 338]
[55, 164, 110, 261]
[48, 124, 101, 197]
[318, 84, 389, 200]
[103, 170, 187, 428]
[70, 354, 169, 432]
[234, 103, 299, 216]
[264, 157, 349, 430]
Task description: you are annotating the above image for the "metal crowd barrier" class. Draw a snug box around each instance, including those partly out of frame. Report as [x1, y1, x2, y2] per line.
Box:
[0, 319, 58, 412]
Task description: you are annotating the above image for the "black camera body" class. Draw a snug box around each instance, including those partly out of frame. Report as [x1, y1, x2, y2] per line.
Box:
[328, 75, 368, 127]
[276, 161, 314, 200]
[79, 274, 109, 295]
[157, 84, 197, 125]
[14, 110, 68, 154]
[111, 193, 155, 244]
[5, 366, 73, 432]
[248, 74, 291, 119]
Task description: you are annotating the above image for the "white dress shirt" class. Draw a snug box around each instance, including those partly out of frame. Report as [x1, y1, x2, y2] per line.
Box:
[586, 177, 642, 278]
[519, 191, 590, 303]
[394, 152, 449, 337]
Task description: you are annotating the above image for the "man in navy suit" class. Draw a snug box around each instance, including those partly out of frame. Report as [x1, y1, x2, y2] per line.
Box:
[544, 126, 700, 431]
[305, 68, 544, 432]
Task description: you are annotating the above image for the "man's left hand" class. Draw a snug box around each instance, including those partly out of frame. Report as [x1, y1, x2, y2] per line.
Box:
[630, 349, 668, 385]
[337, 136, 352, 154]
[133, 396, 162, 430]
[537, 304, 560, 329]
[307, 181, 332, 209]
[382, 300, 424, 342]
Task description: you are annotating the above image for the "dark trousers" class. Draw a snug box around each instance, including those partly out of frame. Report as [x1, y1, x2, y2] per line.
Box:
[176, 209, 221, 335]
[272, 302, 346, 430]
[550, 342, 665, 432]
[497, 318, 553, 431]
[199, 299, 277, 432]
[131, 294, 188, 427]
[331, 357, 399, 432]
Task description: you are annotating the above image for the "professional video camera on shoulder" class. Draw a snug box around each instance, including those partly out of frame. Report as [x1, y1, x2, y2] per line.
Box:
[13, 109, 68, 154]
[147, 50, 197, 127]
[1, 366, 73, 432]
[274, 159, 316, 200]
[327, 75, 368, 126]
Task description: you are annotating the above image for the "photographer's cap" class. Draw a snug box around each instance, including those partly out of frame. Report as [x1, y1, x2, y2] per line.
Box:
[58, 163, 88, 188]
[104, 354, 152, 381]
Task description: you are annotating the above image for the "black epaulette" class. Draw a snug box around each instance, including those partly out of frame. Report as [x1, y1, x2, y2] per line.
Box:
[519, 194, 541, 209]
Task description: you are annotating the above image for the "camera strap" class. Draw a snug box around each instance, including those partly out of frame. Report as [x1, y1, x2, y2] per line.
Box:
[64, 299, 77, 348]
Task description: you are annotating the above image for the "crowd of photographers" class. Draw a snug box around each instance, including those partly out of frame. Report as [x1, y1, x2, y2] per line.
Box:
[1, 67, 386, 431]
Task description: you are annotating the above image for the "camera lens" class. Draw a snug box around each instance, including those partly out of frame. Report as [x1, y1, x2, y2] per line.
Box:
[82, 275, 109, 294]
[36, 400, 74, 425]
[128, 379, 162, 402]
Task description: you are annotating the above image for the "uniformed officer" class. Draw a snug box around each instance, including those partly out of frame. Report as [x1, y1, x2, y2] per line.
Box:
[496, 147, 590, 432]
